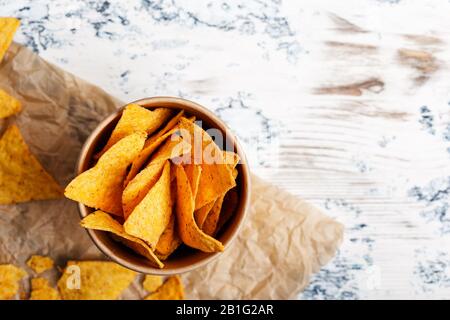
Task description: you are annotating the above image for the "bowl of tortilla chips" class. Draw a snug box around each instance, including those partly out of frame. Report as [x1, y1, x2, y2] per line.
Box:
[65, 97, 250, 274]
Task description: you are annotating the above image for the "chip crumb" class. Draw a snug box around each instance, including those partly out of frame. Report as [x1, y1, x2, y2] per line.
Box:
[26, 255, 54, 274]
[30, 278, 60, 300]
[0, 264, 26, 300]
[142, 275, 163, 293]
[145, 276, 184, 300]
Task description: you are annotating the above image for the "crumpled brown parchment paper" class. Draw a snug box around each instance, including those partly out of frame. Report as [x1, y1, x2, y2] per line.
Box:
[0, 43, 344, 300]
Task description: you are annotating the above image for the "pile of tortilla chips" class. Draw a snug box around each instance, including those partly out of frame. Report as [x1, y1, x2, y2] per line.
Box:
[66, 104, 240, 268]
[1, 255, 185, 300]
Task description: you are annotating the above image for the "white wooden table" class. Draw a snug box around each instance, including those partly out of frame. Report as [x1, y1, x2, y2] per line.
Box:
[3, 0, 450, 299]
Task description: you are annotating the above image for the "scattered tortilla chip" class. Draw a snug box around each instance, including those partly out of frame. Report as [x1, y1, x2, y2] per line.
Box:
[155, 213, 182, 260]
[29, 278, 60, 300]
[0, 125, 63, 204]
[216, 189, 239, 233]
[0, 264, 26, 300]
[80, 211, 163, 268]
[97, 104, 172, 156]
[175, 165, 224, 252]
[57, 261, 136, 300]
[0, 17, 20, 62]
[124, 161, 172, 248]
[194, 201, 215, 229]
[178, 118, 235, 210]
[65, 131, 146, 216]
[184, 164, 202, 199]
[26, 255, 54, 274]
[142, 275, 163, 293]
[202, 194, 225, 236]
[145, 276, 184, 300]
[122, 161, 165, 219]
[0, 89, 21, 119]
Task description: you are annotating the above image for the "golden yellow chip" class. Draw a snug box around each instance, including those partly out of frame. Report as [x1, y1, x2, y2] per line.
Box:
[142, 275, 163, 293]
[122, 161, 165, 219]
[80, 211, 163, 268]
[194, 201, 215, 229]
[202, 194, 225, 236]
[0, 264, 26, 300]
[124, 161, 172, 248]
[29, 278, 60, 300]
[97, 104, 172, 156]
[65, 131, 146, 216]
[57, 261, 136, 300]
[145, 276, 184, 300]
[150, 133, 191, 164]
[0, 125, 63, 204]
[155, 213, 182, 260]
[178, 118, 235, 210]
[0, 89, 21, 119]
[0, 17, 20, 62]
[222, 150, 240, 169]
[184, 163, 202, 199]
[175, 165, 224, 252]
[26, 255, 54, 274]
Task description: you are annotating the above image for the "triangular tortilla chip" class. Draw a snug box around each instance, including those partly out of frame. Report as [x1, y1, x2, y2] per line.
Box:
[144, 276, 184, 300]
[175, 165, 224, 252]
[97, 104, 172, 156]
[0, 17, 20, 62]
[194, 201, 215, 229]
[154, 213, 182, 260]
[202, 194, 225, 236]
[142, 275, 163, 293]
[122, 161, 165, 219]
[65, 131, 146, 216]
[57, 261, 136, 300]
[124, 161, 172, 248]
[0, 264, 26, 300]
[150, 133, 191, 164]
[184, 163, 202, 199]
[29, 278, 60, 300]
[178, 118, 235, 210]
[0, 89, 21, 119]
[124, 112, 189, 185]
[222, 150, 240, 169]
[80, 211, 164, 268]
[0, 125, 62, 204]
[26, 255, 54, 274]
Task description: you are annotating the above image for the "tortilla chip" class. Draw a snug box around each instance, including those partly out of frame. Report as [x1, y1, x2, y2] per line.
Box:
[154, 213, 182, 260]
[194, 201, 215, 229]
[0, 17, 20, 62]
[178, 118, 235, 210]
[202, 194, 225, 236]
[80, 211, 163, 268]
[65, 131, 146, 216]
[223, 150, 240, 169]
[29, 278, 60, 300]
[122, 161, 165, 219]
[58, 261, 136, 300]
[0, 89, 21, 119]
[184, 164, 202, 199]
[145, 276, 184, 300]
[150, 133, 191, 164]
[216, 189, 239, 233]
[26, 255, 54, 274]
[0, 125, 63, 204]
[0, 264, 26, 300]
[124, 161, 172, 248]
[175, 165, 224, 252]
[97, 104, 172, 156]
[142, 275, 163, 293]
